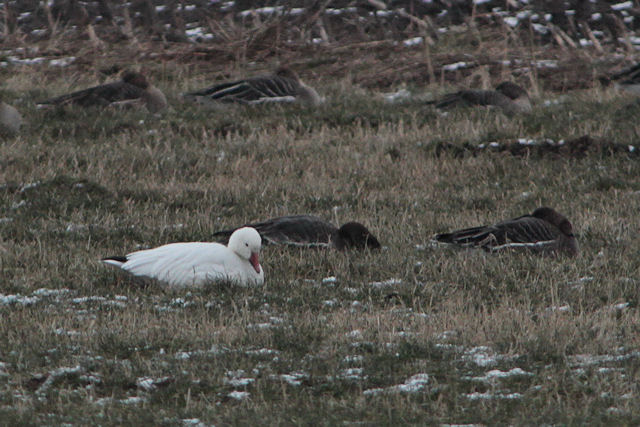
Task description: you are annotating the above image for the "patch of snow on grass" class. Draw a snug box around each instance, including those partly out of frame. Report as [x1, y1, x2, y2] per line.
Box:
[533, 59, 558, 68]
[225, 370, 254, 387]
[343, 355, 364, 363]
[546, 304, 571, 313]
[32, 288, 71, 297]
[36, 365, 83, 396]
[96, 396, 146, 405]
[271, 372, 308, 386]
[0, 294, 39, 306]
[569, 351, 640, 367]
[464, 347, 498, 367]
[185, 27, 214, 41]
[338, 368, 365, 380]
[364, 373, 429, 395]
[245, 348, 279, 356]
[611, 1, 633, 10]
[503, 17, 518, 27]
[228, 390, 250, 400]
[443, 61, 470, 71]
[383, 88, 411, 103]
[346, 329, 363, 339]
[465, 391, 522, 400]
[49, 57, 75, 67]
[368, 278, 402, 288]
[403, 36, 423, 46]
[469, 367, 533, 382]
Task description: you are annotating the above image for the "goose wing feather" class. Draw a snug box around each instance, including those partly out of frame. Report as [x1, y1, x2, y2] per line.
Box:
[187, 76, 299, 103]
[213, 215, 336, 247]
[39, 81, 144, 106]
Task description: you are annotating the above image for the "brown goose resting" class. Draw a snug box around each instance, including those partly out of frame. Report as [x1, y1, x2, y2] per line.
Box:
[433, 207, 578, 256]
[600, 62, 640, 96]
[213, 215, 380, 251]
[37, 71, 167, 113]
[428, 81, 532, 114]
[183, 67, 323, 107]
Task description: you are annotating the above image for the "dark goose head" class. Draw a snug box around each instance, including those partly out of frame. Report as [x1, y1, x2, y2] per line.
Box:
[122, 71, 150, 89]
[531, 207, 574, 236]
[334, 222, 381, 251]
[274, 67, 300, 82]
[495, 82, 528, 100]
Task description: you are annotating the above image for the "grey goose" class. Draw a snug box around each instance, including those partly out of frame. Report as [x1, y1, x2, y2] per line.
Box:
[183, 67, 323, 107]
[37, 71, 167, 113]
[600, 63, 640, 96]
[213, 215, 381, 251]
[433, 207, 578, 256]
[428, 81, 532, 114]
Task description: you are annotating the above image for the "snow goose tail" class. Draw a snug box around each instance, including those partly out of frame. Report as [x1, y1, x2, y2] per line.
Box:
[433, 207, 578, 257]
[183, 67, 323, 107]
[102, 227, 264, 288]
[213, 215, 381, 251]
[37, 71, 167, 113]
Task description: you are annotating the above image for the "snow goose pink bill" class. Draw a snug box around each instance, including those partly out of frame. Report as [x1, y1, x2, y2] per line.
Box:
[102, 227, 264, 288]
[433, 207, 578, 257]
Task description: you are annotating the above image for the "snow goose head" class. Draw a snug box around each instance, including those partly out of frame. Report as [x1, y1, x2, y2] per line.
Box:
[228, 227, 263, 274]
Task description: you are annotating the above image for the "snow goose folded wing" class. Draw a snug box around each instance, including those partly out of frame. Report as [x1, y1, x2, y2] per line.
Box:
[433, 207, 578, 256]
[37, 71, 167, 113]
[183, 67, 323, 107]
[212, 215, 381, 250]
[102, 227, 264, 288]
[0, 98, 22, 135]
[428, 81, 531, 114]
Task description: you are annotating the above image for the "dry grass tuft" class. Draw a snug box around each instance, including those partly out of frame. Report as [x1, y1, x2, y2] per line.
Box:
[1, 16, 640, 425]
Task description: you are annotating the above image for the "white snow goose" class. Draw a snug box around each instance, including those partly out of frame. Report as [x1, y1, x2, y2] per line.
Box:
[428, 81, 532, 114]
[102, 227, 264, 288]
[212, 215, 381, 251]
[37, 70, 167, 113]
[433, 207, 578, 257]
[183, 67, 323, 107]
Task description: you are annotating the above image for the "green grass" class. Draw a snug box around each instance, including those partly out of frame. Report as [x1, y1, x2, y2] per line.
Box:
[2, 61, 640, 426]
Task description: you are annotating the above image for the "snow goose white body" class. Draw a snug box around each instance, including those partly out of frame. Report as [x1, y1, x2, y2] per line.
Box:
[102, 227, 264, 288]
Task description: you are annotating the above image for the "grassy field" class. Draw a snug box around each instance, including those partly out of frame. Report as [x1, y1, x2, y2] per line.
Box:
[2, 44, 640, 425]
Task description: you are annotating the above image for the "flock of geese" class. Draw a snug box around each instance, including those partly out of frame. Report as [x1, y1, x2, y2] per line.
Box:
[6, 61, 639, 288]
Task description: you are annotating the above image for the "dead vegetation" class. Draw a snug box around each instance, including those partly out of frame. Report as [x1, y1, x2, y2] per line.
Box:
[1, 1, 640, 425]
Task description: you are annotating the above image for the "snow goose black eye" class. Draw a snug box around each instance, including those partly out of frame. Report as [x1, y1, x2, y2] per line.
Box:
[245, 243, 249, 247]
